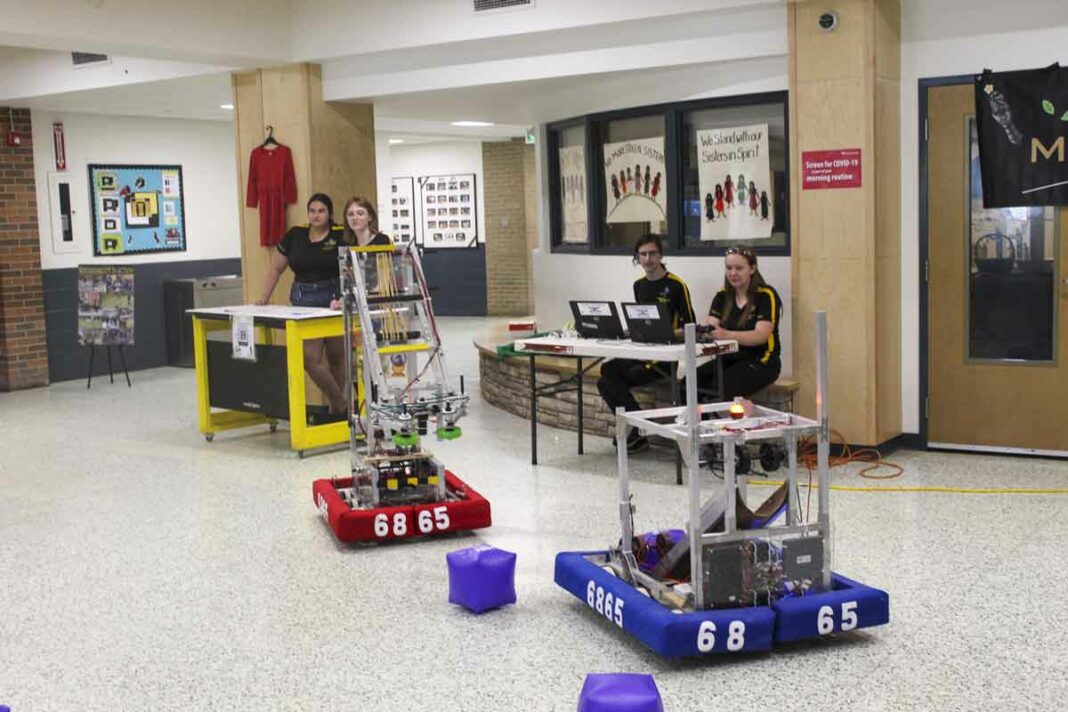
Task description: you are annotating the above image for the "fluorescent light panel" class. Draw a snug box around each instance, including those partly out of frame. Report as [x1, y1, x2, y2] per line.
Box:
[450, 120, 495, 127]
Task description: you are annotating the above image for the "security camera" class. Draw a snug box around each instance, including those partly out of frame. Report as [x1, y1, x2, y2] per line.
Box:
[818, 11, 838, 31]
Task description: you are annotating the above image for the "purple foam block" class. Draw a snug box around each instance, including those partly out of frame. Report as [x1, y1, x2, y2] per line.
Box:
[578, 673, 664, 712]
[446, 546, 517, 614]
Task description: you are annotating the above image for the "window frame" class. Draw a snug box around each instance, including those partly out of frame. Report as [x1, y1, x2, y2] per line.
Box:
[546, 90, 791, 257]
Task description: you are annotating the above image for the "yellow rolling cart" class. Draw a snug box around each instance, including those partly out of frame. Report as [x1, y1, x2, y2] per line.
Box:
[190, 305, 360, 457]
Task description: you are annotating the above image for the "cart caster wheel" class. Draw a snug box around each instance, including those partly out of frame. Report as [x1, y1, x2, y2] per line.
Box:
[205, 433, 214, 442]
[298, 450, 305, 459]
[269, 423, 278, 433]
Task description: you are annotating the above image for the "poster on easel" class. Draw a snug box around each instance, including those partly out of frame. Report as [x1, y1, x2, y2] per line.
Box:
[559, 145, 588, 243]
[89, 164, 186, 256]
[390, 177, 418, 246]
[697, 123, 774, 241]
[77, 265, 134, 345]
[418, 173, 478, 249]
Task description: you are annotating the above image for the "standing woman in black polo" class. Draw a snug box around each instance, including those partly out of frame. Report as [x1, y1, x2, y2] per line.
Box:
[698, 246, 782, 398]
[256, 192, 349, 416]
[597, 234, 695, 453]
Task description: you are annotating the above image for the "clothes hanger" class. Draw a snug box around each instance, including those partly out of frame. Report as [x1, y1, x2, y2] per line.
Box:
[261, 125, 278, 149]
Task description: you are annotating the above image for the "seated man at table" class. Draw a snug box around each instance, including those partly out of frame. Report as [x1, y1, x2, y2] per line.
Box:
[596, 234, 695, 453]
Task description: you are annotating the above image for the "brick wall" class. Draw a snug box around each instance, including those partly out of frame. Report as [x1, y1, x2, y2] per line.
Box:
[0, 107, 49, 390]
[482, 139, 536, 316]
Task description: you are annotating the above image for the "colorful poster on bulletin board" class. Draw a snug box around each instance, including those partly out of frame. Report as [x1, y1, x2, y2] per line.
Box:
[89, 164, 186, 256]
[77, 264, 135, 345]
[697, 124, 774, 240]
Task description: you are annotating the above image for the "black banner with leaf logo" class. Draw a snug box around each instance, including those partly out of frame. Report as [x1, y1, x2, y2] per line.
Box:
[974, 63, 1068, 207]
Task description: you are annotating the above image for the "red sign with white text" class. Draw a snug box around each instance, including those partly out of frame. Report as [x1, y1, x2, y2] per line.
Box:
[802, 149, 861, 190]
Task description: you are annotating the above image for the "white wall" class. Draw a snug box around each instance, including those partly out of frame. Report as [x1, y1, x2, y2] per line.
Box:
[384, 141, 487, 246]
[31, 111, 241, 271]
[900, 25, 1068, 433]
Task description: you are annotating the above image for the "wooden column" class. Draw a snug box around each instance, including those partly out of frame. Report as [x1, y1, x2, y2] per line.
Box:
[788, 0, 901, 445]
[232, 64, 376, 304]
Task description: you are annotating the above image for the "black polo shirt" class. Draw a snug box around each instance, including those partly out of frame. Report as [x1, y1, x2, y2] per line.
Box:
[277, 224, 348, 283]
[633, 272, 696, 328]
[708, 285, 782, 365]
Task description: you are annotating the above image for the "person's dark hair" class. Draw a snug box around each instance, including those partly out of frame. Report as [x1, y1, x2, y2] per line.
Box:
[632, 234, 665, 266]
[342, 196, 381, 244]
[721, 245, 768, 324]
[307, 193, 334, 222]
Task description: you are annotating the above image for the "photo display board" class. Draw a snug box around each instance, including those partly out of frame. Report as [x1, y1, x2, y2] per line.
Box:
[418, 173, 478, 248]
[77, 264, 134, 345]
[89, 164, 186, 256]
[390, 177, 418, 247]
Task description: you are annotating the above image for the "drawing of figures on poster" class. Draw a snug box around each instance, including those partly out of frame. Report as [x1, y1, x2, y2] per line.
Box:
[603, 137, 666, 224]
[390, 177, 418, 246]
[89, 164, 186, 256]
[697, 124, 774, 241]
[419, 173, 478, 248]
[77, 265, 134, 345]
[559, 146, 588, 243]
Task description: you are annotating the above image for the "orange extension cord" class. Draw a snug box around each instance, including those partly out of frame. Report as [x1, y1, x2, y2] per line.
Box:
[796, 429, 904, 520]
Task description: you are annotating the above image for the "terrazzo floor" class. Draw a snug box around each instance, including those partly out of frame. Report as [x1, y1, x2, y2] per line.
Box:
[1, 317, 1066, 711]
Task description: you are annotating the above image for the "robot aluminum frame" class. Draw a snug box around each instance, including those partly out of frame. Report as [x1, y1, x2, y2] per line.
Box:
[613, 314, 832, 611]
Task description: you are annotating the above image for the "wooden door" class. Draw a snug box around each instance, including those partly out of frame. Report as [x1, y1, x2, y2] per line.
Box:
[926, 83, 1068, 455]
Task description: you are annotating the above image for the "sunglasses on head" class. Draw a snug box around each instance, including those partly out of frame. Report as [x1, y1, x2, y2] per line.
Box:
[726, 246, 755, 258]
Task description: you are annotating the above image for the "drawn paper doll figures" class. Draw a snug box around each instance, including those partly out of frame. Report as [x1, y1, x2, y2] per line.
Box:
[611, 174, 621, 200]
[643, 165, 651, 194]
[714, 184, 725, 217]
[748, 181, 759, 215]
[620, 169, 628, 193]
[704, 192, 715, 222]
[724, 174, 734, 207]
[760, 190, 770, 220]
[737, 174, 746, 206]
[651, 171, 662, 198]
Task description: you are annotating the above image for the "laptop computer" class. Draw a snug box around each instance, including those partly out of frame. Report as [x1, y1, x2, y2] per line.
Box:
[621, 301, 680, 343]
[569, 300, 625, 339]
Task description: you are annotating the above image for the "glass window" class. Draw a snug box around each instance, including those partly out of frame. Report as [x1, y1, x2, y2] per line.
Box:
[967, 118, 1058, 362]
[557, 125, 588, 245]
[680, 102, 788, 251]
[600, 114, 666, 249]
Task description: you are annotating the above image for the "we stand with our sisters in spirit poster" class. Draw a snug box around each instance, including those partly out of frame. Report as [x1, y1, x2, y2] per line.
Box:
[697, 123, 774, 241]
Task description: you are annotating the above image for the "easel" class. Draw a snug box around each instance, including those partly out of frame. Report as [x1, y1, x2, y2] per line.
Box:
[86, 343, 132, 389]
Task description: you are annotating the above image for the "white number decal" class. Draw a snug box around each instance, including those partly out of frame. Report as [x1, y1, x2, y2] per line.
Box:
[585, 580, 625, 628]
[417, 506, 451, 534]
[434, 506, 450, 530]
[841, 601, 858, 631]
[374, 512, 409, 538]
[726, 621, 746, 651]
[316, 493, 328, 520]
[817, 601, 859, 635]
[697, 620, 745, 652]
[697, 621, 716, 652]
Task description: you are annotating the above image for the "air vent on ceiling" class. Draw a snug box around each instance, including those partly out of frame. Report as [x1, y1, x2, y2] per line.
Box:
[71, 52, 110, 67]
[473, 0, 532, 12]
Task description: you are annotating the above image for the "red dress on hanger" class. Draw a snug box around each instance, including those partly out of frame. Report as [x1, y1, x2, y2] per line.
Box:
[246, 144, 297, 247]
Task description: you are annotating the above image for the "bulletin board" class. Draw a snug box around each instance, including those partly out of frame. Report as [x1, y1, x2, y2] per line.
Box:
[89, 164, 187, 256]
[390, 176, 418, 247]
[418, 173, 478, 249]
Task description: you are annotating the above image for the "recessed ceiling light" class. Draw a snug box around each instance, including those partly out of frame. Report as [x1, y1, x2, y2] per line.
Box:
[389, 138, 405, 144]
[220, 103, 234, 110]
[450, 121, 494, 127]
